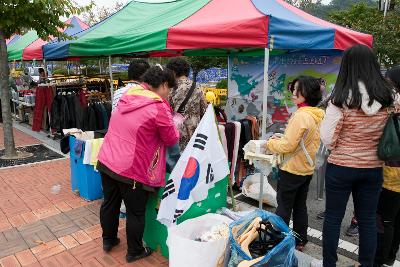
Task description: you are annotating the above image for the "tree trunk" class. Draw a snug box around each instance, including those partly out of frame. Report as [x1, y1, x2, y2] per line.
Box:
[0, 29, 17, 157]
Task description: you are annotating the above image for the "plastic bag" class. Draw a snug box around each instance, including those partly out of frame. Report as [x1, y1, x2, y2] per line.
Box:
[228, 210, 297, 267]
[167, 213, 233, 267]
[242, 174, 277, 208]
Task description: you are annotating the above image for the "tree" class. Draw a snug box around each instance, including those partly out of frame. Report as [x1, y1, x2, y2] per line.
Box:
[0, 1, 87, 157]
[284, 0, 377, 19]
[83, 1, 125, 26]
[186, 57, 227, 87]
[329, 3, 400, 67]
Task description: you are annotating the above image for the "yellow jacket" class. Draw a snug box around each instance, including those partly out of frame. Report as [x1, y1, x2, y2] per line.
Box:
[266, 107, 325, 176]
[383, 165, 400, 193]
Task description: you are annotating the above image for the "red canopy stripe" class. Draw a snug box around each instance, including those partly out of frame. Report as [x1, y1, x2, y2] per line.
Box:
[166, 0, 268, 50]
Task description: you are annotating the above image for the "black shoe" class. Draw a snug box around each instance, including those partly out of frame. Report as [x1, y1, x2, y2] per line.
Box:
[317, 212, 325, 220]
[103, 238, 120, 252]
[126, 247, 153, 263]
[384, 258, 395, 266]
[345, 223, 359, 237]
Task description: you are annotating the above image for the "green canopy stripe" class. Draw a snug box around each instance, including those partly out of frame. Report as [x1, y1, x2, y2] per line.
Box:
[7, 31, 39, 61]
[69, 0, 210, 57]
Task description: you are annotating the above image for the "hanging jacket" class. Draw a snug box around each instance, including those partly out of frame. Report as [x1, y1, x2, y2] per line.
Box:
[50, 95, 62, 131]
[267, 107, 325, 176]
[98, 85, 179, 187]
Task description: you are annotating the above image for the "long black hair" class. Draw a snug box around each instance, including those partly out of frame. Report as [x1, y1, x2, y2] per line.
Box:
[330, 45, 394, 109]
[386, 66, 400, 92]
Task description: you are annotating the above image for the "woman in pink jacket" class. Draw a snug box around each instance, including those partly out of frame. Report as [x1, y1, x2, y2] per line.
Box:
[97, 67, 179, 263]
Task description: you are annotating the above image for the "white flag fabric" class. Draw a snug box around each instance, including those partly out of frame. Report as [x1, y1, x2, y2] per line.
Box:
[157, 104, 230, 227]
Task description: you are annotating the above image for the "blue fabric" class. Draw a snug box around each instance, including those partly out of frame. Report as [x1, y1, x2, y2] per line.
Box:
[64, 17, 86, 36]
[229, 210, 297, 267]
[43, 4, 127, 60]
[74, 139, 85, 158]
[323, 163, 383, 267]
[252, 0, 335, 49]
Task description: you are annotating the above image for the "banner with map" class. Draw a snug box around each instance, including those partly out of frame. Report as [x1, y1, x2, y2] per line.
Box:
[226, 51, 342, 132]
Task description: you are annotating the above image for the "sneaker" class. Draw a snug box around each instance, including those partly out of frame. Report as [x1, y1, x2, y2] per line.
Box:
[317, 212, 325, 220]
[346, 223, 359, 237]
[103, 238, 120, 252]
[126, 247, 153, 263]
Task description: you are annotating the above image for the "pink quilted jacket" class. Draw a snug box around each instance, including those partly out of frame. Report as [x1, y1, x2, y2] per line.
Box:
[98, 85, 179, 187]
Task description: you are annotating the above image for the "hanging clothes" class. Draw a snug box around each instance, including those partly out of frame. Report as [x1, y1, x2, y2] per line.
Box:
[32, 86, 54, 131]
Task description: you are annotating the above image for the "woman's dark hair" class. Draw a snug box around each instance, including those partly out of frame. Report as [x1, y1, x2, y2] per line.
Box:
[128, 59, 150, 81]
[290, 76, 322, 107]
[166, 58, 191, 77]
[142, 67, 177, 89]
[38, 68, 45, 74]
[330, 45, 394, 109]
[386, 66, 400, 92]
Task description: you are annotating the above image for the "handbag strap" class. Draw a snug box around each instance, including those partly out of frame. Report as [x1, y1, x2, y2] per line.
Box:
[279, 129, 315, 168]
[177, 81, 196, 114]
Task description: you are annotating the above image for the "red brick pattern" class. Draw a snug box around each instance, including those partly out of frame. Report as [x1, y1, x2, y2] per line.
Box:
[0, 129, 168, 266]
[0, 125, 40, 149]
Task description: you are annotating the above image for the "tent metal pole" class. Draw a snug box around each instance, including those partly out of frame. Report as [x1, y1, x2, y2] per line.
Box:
[259, 47, 270, 209]
[261, 48, 270, 139]
[109, 56, 114, 102]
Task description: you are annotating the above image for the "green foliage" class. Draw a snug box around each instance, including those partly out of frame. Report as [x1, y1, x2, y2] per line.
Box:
[329, 3, 400, 67]
[216, 79, 227, 89]
[52, 69, 69, 76]
[186, 56, 227, 74]
[284, 0, 377, 19]
[82, 1, 125, 26]
[0, 0, 90, 40]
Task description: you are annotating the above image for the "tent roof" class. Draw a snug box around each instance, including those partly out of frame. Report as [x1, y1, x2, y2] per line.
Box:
[44, 0, 373, 60]
[7, 17, 88, 61]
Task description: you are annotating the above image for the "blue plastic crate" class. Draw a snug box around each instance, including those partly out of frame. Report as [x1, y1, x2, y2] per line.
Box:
[69, 136, 103, 201]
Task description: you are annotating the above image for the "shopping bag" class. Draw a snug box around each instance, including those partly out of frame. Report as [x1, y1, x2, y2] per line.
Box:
[167, 213, 233, 267]
[228, 210, 298, 267]
[242, 174, 277, 208]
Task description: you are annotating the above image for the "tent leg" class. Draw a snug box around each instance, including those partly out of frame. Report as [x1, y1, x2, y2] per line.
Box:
[109, 56, 114, 101]
[259, 48, 270, 209]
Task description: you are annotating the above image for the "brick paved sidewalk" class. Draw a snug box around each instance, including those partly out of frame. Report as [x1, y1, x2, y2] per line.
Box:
[0, 126, 168, 267]
[0, 125, 40, 149]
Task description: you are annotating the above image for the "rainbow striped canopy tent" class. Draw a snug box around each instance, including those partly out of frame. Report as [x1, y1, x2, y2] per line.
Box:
[43, 0, 372, 60]
[43, 0, 373, 138]
[7, 17, 88, 61]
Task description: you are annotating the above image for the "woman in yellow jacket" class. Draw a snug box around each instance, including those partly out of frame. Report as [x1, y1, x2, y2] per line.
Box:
[374, 66, 400, 267]
[266, 76, 324, 251]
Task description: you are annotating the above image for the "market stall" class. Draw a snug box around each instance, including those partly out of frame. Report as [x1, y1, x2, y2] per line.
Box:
[38, 0, 373, 264]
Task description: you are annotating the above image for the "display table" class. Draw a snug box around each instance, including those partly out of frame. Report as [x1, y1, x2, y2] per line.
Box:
[243, 141, 275, 209]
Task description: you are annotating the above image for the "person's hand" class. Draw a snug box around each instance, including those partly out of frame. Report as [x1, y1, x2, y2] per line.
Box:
[172, 113, 185, 128]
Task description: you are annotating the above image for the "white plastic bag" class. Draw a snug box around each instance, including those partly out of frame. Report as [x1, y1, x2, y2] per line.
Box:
[167, 213, 232, 267]
[242, 173, 278, 207]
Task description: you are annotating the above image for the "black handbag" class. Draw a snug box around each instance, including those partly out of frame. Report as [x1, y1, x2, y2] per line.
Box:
[378, 108, 400, 161]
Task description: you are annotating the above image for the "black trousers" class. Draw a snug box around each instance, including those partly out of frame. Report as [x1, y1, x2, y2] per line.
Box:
[100, 172, 149, 255]
[276, 170, 312, 245]
[375, 188, 400, 266]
